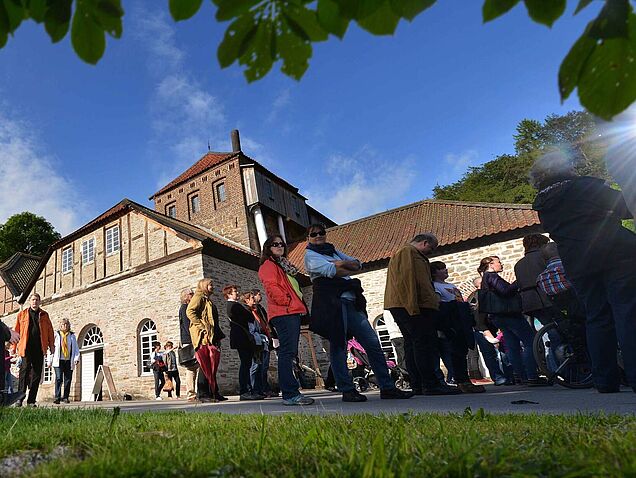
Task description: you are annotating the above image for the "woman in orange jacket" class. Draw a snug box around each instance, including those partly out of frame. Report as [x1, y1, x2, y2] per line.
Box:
[258, 235, 314, 406]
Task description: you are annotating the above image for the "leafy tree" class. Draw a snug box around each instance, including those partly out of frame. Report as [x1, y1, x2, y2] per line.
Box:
[433, 110, 609, 204]
[0, 212, 61, 262]
[0, 1, 635, 119]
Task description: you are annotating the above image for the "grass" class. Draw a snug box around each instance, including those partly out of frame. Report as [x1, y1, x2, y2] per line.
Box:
[0, 408, 635, 477]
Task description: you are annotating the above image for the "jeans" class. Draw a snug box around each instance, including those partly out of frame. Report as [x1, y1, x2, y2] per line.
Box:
[438, 336, 455, 382]
[237, 348, 254, 395]
[18, 349, 43, 404]
[570, 261, 636, 389]
[250, 349, 271, 395]
[4, 371, 13, 393]
[54, 359, 73, 400]
[271, 314, 302, 400]
[492, 315, 538, 381]
[329, 299, 394, 393]
[474, 331, 506, 382]
[153, 370, 165, 398]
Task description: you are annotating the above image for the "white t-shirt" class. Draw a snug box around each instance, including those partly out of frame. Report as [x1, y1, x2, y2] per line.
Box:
[434, 281, 463, 302]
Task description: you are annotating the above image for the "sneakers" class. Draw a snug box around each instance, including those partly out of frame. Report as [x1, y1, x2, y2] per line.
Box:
[214, 394, 229, 402]
[1, 391, 26, 407]
[380, 388, 414, 399]
[239, 393, 264, 401]
[63, 399, 70, 404]
[27, 403, 37, 408]
[424, 384, 463, 395]
[493, 377, 509, 386]
[458, 382, 486, 393]
[155, 397, 163, 401]
[283, 394, 315, 406]
[53, 398, 61, 404]
[342, 390, 367, 402]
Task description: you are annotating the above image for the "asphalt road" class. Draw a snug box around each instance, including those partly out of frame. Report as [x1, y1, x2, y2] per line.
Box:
[40, 385, 636, 415]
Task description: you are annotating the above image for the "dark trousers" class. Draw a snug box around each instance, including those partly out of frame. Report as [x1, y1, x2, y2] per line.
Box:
[54, 359, 73, 400]
[18, 349, 44, 404]
[153, 370, 165, 398]
[570, 261, 636, 390]
[237, 348, 254, 395]
[391, 337, 406, 370]
[166, 370, 181, 398]
[492, 315, 538, 381]
[390, 308, 440, 391]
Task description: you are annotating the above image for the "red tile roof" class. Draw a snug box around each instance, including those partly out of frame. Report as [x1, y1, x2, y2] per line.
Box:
[150, 152, 239, 199]
[287, 199, 540, 269]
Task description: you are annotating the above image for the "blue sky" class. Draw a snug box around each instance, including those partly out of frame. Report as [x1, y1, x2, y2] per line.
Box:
[0, 1, 601, 235]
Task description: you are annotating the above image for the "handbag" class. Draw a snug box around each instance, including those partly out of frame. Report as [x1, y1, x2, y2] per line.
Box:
[151, 359, 168, 373]
[178, 344, 199, 370]
[477, 289, 522, 315]
[163, 377, 174, 392]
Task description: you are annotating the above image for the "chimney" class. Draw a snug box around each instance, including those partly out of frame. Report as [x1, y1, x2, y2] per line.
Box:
[231, 129, 241, 152]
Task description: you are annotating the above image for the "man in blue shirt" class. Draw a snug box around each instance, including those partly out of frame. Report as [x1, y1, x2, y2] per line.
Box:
[304, 223, 413, 402]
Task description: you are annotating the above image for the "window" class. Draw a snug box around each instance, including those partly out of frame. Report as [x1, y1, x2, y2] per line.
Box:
[105, 226, 120, 255]
[62, 247, 73, 274]
[166, 204, 176, 218]
[82, 325, 104, 349]
[43, 351, 53, 383]
[216, 182, 226, 203]
[374, 317, 397, 363]
[265, 180, 274, 200]
[190, 194, 200, 214]
[139, 320, 158, 375]
[81, 238, 95, 265]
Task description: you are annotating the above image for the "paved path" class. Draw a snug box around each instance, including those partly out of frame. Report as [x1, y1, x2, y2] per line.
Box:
[40, 385, 636, 415]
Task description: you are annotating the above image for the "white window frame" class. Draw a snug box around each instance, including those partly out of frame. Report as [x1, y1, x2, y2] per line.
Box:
[190, 194, 200, 213]
[166, 204, 177, 218]
[105, 226, 120, 256]
[139, 319, 158, 376]
[81, 238, 95, 265]
[374, 317, 397, 363]
[216, 182, 226, 203]
[43, 351, 53, 383]
[62, 247, 73, 274]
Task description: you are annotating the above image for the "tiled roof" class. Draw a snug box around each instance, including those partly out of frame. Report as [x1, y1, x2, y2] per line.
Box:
[150, 152, 239, 199]
[287, 199, 540, 269]
[0, 253, 41, 297]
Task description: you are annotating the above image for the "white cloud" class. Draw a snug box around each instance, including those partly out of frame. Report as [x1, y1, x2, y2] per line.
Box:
[435, 149, 479, 186]
[306, 146, 418, 223]
[0, 112, 84, 236]
[267, 88, 291, 123]
[135, 13, 226, 188]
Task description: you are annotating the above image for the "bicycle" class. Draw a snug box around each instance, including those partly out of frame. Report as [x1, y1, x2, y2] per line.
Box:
[533, 319, 593, 389]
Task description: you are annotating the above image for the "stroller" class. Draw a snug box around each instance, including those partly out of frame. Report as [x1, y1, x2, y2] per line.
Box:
[346, 338, 410, 392]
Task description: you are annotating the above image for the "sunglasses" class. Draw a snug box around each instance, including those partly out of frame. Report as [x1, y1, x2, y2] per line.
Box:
[270, 242, 286, 247]
[308, 230, 326, 238]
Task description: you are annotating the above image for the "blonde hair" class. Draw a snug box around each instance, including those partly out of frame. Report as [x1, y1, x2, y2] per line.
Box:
[197, 278, 213, 295]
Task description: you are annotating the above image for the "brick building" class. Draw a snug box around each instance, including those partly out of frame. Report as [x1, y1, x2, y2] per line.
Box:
[0, 131, 543, 402]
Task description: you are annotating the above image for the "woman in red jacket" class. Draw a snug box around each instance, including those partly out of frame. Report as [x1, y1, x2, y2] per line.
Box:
[258, 235, 315, 406]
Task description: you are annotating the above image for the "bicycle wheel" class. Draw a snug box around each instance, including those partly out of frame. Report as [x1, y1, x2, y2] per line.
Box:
[533, 323, 593, 389]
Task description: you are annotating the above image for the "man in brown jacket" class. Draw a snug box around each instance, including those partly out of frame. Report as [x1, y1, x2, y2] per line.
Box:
[384, 233, 460, 396]
[14, 293, 55, 407]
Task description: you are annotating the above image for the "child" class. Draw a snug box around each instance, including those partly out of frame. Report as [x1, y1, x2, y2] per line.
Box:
[164, 341, 181, 398]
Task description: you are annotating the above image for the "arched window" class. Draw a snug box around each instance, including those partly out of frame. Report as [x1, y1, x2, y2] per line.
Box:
[373, 316, 396, 362]
[81, 325, 104, 349]
[138, 319, 158, 376]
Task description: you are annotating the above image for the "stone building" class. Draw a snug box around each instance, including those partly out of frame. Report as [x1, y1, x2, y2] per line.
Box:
[0, 131, 543, 401]
[149, 130, 335, 252]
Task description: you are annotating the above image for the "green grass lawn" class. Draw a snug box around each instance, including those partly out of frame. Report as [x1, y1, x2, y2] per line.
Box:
[0, 408, 635, 477]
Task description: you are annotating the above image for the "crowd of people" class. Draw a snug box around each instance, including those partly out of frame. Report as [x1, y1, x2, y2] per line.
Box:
[1, 151, 635, 407]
